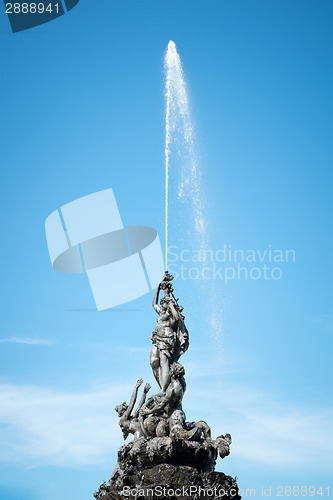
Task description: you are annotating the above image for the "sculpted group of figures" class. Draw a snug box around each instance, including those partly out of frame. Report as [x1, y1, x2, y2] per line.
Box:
[115, 272, 231, 453]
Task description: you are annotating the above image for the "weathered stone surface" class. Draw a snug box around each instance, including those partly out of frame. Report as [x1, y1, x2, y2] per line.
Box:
[94, 463, 241, 500]
[94, 438, 240, 500]
[117, 437, 220, 473]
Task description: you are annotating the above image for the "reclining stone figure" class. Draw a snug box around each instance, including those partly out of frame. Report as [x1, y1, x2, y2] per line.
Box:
[168, 409, 231, 456]
[169, 409, 212, 441]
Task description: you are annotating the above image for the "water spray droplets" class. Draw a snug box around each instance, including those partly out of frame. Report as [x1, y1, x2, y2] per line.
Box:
[164, 40, 207, 257]
[164, 40, 224, 347]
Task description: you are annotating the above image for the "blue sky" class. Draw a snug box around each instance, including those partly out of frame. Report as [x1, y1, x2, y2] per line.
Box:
[0, 1, 332, 499]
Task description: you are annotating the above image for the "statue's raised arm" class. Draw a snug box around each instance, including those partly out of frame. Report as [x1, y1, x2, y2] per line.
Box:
[167, 297, 180, 322]
[152, 283, 162, 315]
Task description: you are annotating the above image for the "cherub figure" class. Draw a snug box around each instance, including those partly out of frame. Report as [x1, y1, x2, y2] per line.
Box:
[115, 379, 151, 440]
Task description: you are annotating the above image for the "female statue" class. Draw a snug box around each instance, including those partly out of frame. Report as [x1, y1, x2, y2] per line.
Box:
[150, 273, 189, 393]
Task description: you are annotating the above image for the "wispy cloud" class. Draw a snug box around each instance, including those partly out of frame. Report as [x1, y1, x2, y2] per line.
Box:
[128, 346, 150, 353]
[312, 314, 333, 334]
[185, 384, 333, 472]
[0, 383, 126, 467]
[0, 378, 332, 472]
[0, 337, 55, 346]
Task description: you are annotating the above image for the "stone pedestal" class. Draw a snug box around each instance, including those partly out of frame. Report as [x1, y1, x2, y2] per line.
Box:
[94, 274, 241, 500]
[94, 437, 241, 500]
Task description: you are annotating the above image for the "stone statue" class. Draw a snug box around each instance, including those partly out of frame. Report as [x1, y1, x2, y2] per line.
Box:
[150, 272, 189, 393]
[169, 409, 212, 441]
[137, 362, 186, 439]
[140, 362, 186, 419]
[168, 409, 232, 458]
[97, 272, 241, 500]
[115, 379, 151, 440]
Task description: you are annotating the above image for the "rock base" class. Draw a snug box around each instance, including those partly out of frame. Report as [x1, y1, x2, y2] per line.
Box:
[94, 463, 241, 500]
[94, 438, 241, 500]
[118, 437, 221, 473]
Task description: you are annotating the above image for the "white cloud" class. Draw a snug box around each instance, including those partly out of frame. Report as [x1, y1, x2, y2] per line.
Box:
[312, 314, 333, 334]
[232, 408, 333, 469]
[0, 337, 55, 346]
[185, 384, 333, 472]
[0, 378, 332, 473]
[128, 347, 150, 353]
[0, 383, 126, 467]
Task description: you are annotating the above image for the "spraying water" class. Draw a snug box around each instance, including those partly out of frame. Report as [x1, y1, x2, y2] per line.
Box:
[163, 41, 224, 349]
[164, 40, 207, 269]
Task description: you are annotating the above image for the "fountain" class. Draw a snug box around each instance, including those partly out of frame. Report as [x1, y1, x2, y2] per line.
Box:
[94, 272, 240, 499]
[94, 42, 240, 500]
